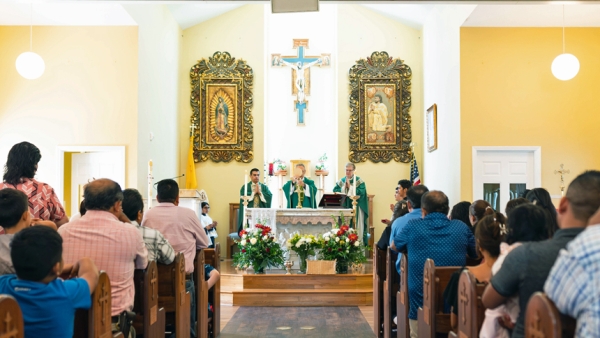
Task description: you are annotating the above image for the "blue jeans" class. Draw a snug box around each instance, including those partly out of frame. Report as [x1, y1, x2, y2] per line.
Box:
[186, 278, 197, 338]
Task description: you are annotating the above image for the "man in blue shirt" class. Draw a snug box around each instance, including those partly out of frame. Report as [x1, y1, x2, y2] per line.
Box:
[393, 190, 477, 338]
[390, 185, 429, 273]
[0, 226, 99, 338]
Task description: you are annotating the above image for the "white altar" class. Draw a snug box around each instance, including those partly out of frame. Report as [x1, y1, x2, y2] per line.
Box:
[244, 208, 354, 268]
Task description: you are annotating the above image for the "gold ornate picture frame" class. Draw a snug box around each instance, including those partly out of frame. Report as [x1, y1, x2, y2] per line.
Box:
[348, 51, 412, 163]
[190, 52, 254, 163]
[426, 104, 438, 152]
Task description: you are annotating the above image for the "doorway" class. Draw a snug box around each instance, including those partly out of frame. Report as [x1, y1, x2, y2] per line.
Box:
[56, 146, 125, 217]
[472, 147, 541, 212]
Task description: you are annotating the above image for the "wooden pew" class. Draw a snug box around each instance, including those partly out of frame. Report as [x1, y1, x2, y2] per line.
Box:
[74, 271, 124, 338]
[525, 292, 576, 338]
[417, 259, 458, 338]
[396, 253, 410, 338]
[383, 248, 400, 338]
[133, 261, 166, 338]
[157, 253, 191, 338]
[203, 243, 221, 338]
[194, 250, 209, 338]
[373, 247, 387, 338]
[0, 295, 24, 338]
[448, 270, 485, 338]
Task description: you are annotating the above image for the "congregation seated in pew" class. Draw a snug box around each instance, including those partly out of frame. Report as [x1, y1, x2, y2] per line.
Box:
[482, 170, 600, 338]
[0, 226, 99, 338]
[59, 179, 148, 338]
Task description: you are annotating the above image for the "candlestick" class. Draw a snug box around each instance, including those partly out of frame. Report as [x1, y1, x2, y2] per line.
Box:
[353, 171, 357, 196]
[245, 170, 248, 196]
[147, 160, 153, 210]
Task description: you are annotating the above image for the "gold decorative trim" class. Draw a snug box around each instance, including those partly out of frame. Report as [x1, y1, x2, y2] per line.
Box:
[190, 52, 254, 163]
[348, 51, 413, 163]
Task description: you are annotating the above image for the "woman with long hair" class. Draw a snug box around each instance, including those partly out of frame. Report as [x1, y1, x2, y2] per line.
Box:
[526, 188, 558, 237]
[0, 142, 68, 227]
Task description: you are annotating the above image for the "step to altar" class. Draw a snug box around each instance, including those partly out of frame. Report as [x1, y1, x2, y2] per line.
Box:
[220, 260, 373, 307]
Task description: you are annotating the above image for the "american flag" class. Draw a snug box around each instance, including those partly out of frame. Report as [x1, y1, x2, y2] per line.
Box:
[410, 154, 421, 186]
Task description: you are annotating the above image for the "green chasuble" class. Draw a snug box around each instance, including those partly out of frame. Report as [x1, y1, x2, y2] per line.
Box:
[282, 177, 318, 209]
[237, 182, 273, 233]
[333, 176, 369, 242]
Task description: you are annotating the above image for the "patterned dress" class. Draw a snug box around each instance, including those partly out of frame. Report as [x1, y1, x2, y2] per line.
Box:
[0, 177, 66, 222]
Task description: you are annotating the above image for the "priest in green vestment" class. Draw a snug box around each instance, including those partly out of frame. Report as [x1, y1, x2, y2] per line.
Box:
[237, 168, 272, 233]
[282, 163, 318, 209]
[333, 162, 369, 242]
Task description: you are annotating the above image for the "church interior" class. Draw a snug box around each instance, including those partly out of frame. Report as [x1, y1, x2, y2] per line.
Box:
[1, 1, 599, 337]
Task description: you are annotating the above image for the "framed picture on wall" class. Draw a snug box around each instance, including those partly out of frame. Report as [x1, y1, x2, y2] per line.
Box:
[426, 104, 437, 152]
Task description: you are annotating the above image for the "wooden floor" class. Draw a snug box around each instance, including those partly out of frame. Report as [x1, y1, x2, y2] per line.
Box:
[219, 303, 375, 335]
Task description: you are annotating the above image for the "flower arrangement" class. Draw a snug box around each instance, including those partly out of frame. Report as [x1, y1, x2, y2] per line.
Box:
[318, 214, 367, 273]
[287, 233, 320, 273]
[233, 224, 285, 273]
[272, 158, 287, 171]
[315, 153, 328, 170]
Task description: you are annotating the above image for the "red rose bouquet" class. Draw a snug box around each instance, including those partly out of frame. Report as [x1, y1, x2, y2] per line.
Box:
[233, 224, 285, 273]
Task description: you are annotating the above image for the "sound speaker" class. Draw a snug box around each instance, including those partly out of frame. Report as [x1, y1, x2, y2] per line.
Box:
[271, 0, 319, 13]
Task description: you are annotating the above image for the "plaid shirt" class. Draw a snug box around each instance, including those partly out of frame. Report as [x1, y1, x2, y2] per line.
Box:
[545, 224, 600, 338]
[59, 210, 148, 316]
[0, 178, 66, 222]
[131, 221, 175, 265]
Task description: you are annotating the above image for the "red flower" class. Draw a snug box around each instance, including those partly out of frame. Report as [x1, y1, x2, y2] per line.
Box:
[338, 248, 343, 251]
[239, 230, 247, 237]
[337, 230, 344, 236]
[328, 248, 332, 252]
[266, 247, 270, 253]
[242, 249, 246, 253]
[348, 233, 359, 243]
[340, 225, 350, 232]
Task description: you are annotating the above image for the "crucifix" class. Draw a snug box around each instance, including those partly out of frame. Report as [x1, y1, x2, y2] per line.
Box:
[98, 283, 109, 326]
[190, 123, 197, 137]
[459, 283, 469, 325]
[528, 311, 545, 338]
[272, 39, 331, 125]
[554, 164, 570, 197]
[2, 312, 19, 338]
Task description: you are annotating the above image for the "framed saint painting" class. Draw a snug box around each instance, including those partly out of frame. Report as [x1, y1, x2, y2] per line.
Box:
[426, 104, 438, 152]
[190, 52, 254, 163]
[348, 51, 413, 163]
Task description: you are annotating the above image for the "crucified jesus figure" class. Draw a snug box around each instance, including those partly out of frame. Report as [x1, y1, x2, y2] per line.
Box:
[281, 59, 322, 103]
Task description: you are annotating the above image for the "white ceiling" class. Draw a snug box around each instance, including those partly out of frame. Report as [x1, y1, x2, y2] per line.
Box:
[1, 2, 600, 28]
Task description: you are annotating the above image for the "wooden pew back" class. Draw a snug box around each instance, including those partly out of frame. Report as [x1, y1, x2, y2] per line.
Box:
[525, 292, 576, 338]
[383, 248, 400, 338]
[396, 253, 410, 338]
[417, 259, 458, 338]
[74, 271, 123, 338]
[373, 247, 386, 338]
[194, 250, 208, 338]
[157, 253, 191, 338]
[456, 270, 485, 338]
[0, 295, 24, 338]
[203, 243, 221, 338]
[133, 261, 166, 338]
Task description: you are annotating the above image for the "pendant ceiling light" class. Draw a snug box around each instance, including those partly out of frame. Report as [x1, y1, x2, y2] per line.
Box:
[551, 5, 579, 81]
[15, 3, 45, 80]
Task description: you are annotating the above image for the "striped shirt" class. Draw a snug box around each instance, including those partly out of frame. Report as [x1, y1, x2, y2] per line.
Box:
[131, 221, 175, 265]
[545, 224, 600, 338]
[59, 210, 148, 316]
[141, 203, 210, 273]
[0, 178, 65, 222]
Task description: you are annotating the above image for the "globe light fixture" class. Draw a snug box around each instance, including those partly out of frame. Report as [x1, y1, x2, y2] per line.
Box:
[551, 5, 579, 81]
[15, 4, 45, 80]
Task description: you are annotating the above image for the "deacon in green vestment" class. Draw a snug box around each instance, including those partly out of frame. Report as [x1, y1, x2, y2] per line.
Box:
[237, 168, 272, 233]
[282, 163, 318, 209]
[333, 162, 369, 242]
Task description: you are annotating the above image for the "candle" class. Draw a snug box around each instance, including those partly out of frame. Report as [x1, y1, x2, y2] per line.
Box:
[353, 171, 357, 196]
[268, 163, 274, 176]
[147, 160, 153, 210]
[245, 170, 248, 196]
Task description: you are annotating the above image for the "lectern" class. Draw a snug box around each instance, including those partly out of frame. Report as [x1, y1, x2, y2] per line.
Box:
[318, 194, 347, 209]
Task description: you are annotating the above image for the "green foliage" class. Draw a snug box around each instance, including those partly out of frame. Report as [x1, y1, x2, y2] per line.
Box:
[232, 224, 285, 271]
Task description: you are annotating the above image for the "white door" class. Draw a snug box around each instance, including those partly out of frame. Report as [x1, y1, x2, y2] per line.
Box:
[71, 152, 125, 215]
[472, 147, 541, 212]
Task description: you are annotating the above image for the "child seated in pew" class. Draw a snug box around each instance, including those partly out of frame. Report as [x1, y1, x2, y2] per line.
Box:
[480, 204, 550, 338]
[443, 207, 506, 330]
[0, 189, 58, 275]
[0, 226, 99, 338]
[204, 263, 220, 317]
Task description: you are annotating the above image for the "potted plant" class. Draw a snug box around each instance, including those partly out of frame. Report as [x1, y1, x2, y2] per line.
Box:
[273, 158, 287, 176]
[315, 153, 329, 176]
[318, 214, 367, 274]
[233, 224, 285, 274]
[287, 233, 320, 274]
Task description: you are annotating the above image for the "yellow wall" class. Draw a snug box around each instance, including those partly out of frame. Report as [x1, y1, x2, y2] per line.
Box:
[461, 28, 600, 202]
[178, 5, 265, 250]
[0, 26, 138, 196]
[337, 5, 424, 239]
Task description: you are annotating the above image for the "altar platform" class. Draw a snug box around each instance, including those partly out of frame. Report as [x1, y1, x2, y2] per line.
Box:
[221, 259, 373, 307]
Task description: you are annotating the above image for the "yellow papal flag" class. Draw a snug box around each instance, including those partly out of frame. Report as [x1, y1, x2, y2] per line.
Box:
[185, 135, 197, 189]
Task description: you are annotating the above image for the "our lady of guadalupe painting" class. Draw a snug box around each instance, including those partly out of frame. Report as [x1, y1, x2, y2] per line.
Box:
[348, 51, 412, 163]
[190, 52, 254, 163]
